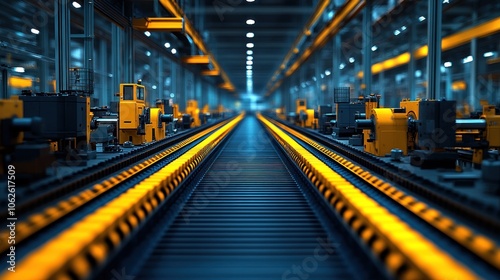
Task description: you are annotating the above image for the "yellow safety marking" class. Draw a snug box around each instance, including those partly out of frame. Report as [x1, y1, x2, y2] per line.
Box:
[257, 114, 477, 280]
[268, 116, 500, 271]
[1, 113, 244, 280]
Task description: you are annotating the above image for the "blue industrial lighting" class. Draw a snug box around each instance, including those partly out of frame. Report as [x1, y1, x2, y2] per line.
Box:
[72, 1, 81, 8]
[419, 16, 426, 21]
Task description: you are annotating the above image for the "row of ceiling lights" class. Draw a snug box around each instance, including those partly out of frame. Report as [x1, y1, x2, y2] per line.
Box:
[245, 0, 255, 92]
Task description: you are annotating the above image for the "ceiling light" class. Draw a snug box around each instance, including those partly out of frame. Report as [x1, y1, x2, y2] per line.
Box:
[164, 42, 171, 48]
[246, 43, 254, 48]
[246, 61, 253, 65]
[31, 28, 40, 35]
[246, 32, 254, 38]
[246, 65, 252, 70]
[462, 55, 473, 63]
[246, 19, 255, 25]
[401, 25, 407, 31]
[349, 57, 355, 63]
[339, 63, 345, 70]
[444, 61, 452, 68]
[312, 77, 317, 81]
[152, 85, 157, 90]
[246, 0, 255, 2]
[72, 1, 81, 8]
[146, 51, 151, 57]
[247, 50, 253, 55]
[483, 51, 495, 58]
[419, 16, 426, 22]
[13, 67, 25, 73]
[320, 74, 325, 78]
[144, 31, 151, 37]
[325, 70, 331, 76]
[171, 48, 177, 54]
[247, 56, 253, 61]
[371, 45, 378, 51]
[246, 70, 252, 74]
[394, 30, 401, 36]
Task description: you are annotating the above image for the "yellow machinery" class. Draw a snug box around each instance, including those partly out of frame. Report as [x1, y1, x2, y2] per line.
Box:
[118, 83, 173, 145]
[481, 104, 500, 148]
[357, 108, 408, 156]
[0, 96, 51, 176]
[119, 83, 146, 144]
[186, 100, 201, 127]
[295, 99, 316, 128]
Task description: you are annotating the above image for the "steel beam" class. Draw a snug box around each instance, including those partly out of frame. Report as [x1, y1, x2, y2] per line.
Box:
[182, 55, 211, 65]
[132, 17, 184, 32]
[426, 0, 442, 99]
[362, 0, 372, 96]
[55, 0, 70, 92]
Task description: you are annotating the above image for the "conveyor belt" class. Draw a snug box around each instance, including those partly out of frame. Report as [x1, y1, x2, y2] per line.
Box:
[131, 116, 359, 279]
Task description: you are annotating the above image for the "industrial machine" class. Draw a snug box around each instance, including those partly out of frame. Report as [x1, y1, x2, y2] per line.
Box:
[19, 90, 95, 165]
[89, 107, 120, 152]
[318, 105, 335, 134]
[186, 100, 201, 127]
[118, 82, 173, 145]
[357, 98, 500, 168]
[294, 99, 316, 128]
[0, 96, 53, 177]
[331, 87, 365, 138]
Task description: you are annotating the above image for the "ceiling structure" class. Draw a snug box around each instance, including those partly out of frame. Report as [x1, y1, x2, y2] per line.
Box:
[195, 0, 316, 96]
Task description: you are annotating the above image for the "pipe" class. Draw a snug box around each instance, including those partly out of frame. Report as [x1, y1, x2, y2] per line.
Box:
[455, 119, 487, 130]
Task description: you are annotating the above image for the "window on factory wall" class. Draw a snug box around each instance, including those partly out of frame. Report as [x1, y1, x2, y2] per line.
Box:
[1, 0, 56, 96]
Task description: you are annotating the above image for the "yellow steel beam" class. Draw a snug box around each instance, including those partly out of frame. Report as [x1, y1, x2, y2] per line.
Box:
[357, 16, 500, 77]
[181, 55, 210, 65]
[159, 0, 235, 92]
[132, 17, 184, 32]
[266, 0, 364, 97]
[201, 69, 220, 76]
[265, 0, 331, 91]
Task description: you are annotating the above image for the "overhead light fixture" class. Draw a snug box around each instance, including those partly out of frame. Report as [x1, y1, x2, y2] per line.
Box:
[444, 61, 452, 68]
[246, 19, 255, 25]
[72, 1, 81, 8]
[246, 65, 252, 70]
[31, 28, 40, 35]
[246, 70, 252, 74]
[401, 25, 407, 31]
[13, 67, 25, 73]
[247, 56, 253, 61]
[246, 61, 253, 65]
[419, 16, 426, 22]
[246, 0, 255, 2]
[371, 45, 378, 51]
[462, 55, 473, 63]
[246, 32, 254, 38]
[483, 51, 495, 58]
[246, 43, 254, 48]
[152, 85, 157, 90]
[312, 77, 317, 81]
[164, 42, 171, 48]
[171, 48, 177, 54]
[349, 57, 355, 63]
[320, 74, 325, 78]
[394, 30, 401, 36]
[247, 50, 253, 55]
[146, 51, 151, 57]
[339, 63, 345, 70]
[325, 70, 331, 76]
[144, 31, 151, 37]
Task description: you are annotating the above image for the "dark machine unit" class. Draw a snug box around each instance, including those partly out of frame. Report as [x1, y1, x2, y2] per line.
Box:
[331, 87, 365, 139]
[318, 105, 335, 134]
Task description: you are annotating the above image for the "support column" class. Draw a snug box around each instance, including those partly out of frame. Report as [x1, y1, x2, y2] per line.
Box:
[362, 0, 372, 96]
[332, 34, 341, 89]
[123, 1, 135, 82]
[158, 56, 164, 101]
[408, 5, 417, 100]
[426, 0, 442, 99]
[39, 22, 50, 92]
[111, 25, 121, 99]
[315, 53, 322, 106]
[99, 40, 108, 105]
[84, 0, 94, 72]
[1, 67, 7, 98]
[469, 10, 478, 110]
[55, 0, 70, 92]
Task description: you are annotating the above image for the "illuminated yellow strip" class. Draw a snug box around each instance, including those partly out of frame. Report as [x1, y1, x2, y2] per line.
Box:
[269, 117, 500, 271]
[0, 120, 228, 254]
[257, 114, 477, 279]
[1, 114, 244, 280]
